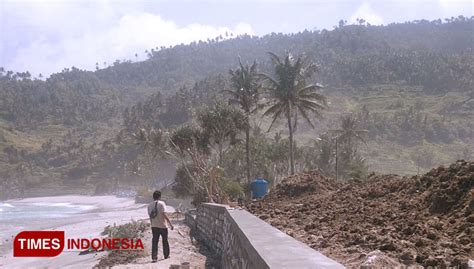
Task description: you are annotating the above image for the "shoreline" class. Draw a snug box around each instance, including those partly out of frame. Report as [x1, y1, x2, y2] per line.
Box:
[0, 195, 151, 269]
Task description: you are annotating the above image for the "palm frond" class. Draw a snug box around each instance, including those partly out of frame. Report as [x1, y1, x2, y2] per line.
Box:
[267, 106, 284, 132]
[259, 73, 279, 86]
[223, 89, 240, 99]
[299, 99, 326, 111]
[267, 52, 282, 66]
[263, 103, 282, 117]
[298, 84, 323, 94]
[297, 105, 316, 128]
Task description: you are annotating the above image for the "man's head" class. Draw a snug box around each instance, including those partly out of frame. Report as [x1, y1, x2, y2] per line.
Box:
[153, 190, 161, 201]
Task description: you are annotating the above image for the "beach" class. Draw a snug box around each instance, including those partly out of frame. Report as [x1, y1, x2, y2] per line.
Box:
[0, 195, 152, 268]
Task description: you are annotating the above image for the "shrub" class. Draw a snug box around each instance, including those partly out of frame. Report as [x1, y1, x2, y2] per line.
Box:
[172, 163, 197, 197]
[220, 179, 243, 200]
[66, 166, 91, 180]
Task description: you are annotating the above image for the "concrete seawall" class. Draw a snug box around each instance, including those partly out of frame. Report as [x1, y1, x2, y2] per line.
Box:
[190, 203, 345, 269]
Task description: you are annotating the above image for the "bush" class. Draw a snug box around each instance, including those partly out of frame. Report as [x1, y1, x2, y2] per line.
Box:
[98, 220, 148, 267]
[66, 166, 91, 180]
[172, 163, 197, 197]
[220, 179, 243, 200]
[47, 156, 68, 167]
[191, 189, 208, 206]
[102, 220, 148, 239]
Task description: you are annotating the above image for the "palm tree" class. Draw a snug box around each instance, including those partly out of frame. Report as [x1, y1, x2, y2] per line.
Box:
[334, 114, 367, 149]
[226, 59, 261, 183]
[261, 51, 327, 175]
[331, 114, 368, 179]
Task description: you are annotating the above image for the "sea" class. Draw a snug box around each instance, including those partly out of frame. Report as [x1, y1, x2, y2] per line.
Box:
[0, 201, 96, 243]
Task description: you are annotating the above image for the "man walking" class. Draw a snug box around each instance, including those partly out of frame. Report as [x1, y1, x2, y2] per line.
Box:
[148, 190, 174, 263]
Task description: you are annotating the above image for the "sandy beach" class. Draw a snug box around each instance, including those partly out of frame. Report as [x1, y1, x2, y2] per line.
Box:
[0, 195, 153, 269]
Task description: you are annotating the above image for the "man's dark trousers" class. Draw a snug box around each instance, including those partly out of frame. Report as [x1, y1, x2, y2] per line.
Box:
[151, 227, 169, 260]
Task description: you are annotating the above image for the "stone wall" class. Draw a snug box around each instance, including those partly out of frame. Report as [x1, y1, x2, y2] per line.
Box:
[195, 203, 229, 255]
[195, 203, 345, 269]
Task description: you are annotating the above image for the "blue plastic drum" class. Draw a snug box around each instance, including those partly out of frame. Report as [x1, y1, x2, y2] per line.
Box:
[250, 178, 268, 199]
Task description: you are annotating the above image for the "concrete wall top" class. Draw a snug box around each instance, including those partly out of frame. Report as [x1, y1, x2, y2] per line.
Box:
[201, 203, 345, 269]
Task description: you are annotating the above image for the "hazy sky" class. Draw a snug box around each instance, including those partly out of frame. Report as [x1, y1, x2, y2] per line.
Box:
[0, 0, 472, 77]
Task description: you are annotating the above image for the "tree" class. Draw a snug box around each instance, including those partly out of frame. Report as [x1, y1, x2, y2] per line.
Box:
[169, 125, 209, 157]
[261, 51, 326, 174]
[335, 114, 367, 149]
[197, 102, 246, 163]
[306, 133, 334, 175]
[133, 127, 167, 158]
[131, 127, 168, 185]
[227, 59, 262, 182]
[167, 125, 216, 204]
[331, 114, 368, 179]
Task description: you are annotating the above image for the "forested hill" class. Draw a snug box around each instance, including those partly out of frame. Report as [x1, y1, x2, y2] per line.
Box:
[1, 17, 473, 200]
[96, 16, 473, 92]
[1, 17, 473, 128]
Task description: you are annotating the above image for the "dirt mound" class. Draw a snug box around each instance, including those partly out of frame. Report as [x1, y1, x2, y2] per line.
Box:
[271, 170, 340, 198]
[247, 161, 474, 268]
[421, 162, 473, 214]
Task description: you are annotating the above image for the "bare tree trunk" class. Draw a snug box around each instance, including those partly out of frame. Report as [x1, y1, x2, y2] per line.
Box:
[335, 136, 338, 180]
[287, 105, 295, 175]
[218, 144, 223, 164]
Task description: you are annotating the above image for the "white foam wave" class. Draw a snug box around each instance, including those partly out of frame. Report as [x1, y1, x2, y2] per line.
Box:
[0, 203, 14, 208]
[31, 202, 72, 207]
[30, 202, 95, 211]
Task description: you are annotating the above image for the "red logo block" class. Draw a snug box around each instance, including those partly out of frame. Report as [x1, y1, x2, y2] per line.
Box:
[13, 231, 65, 257]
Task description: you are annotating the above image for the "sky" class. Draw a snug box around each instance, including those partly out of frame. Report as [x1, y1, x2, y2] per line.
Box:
[0, 0, 472, 77]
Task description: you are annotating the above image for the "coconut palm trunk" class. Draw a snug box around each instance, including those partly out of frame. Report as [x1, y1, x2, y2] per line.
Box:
[245, 117, 251, 183]
[261, 51, 327, 176]
[227, 59, 261, 183]
[287, 107, 295, 174]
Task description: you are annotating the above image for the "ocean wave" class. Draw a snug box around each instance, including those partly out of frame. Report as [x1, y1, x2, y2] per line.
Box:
[30, 202, 95, 211]
[31, 202, 73, 207]
[0, 203, 14, 208]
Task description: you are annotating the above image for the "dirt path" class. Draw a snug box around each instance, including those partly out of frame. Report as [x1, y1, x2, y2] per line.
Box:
[111, 217, 219, 269]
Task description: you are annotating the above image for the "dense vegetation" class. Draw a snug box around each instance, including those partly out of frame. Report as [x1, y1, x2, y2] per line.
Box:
[0, 17, 473, 199]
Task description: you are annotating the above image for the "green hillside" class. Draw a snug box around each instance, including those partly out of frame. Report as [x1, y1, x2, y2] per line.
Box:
[0, 17, 472, 199]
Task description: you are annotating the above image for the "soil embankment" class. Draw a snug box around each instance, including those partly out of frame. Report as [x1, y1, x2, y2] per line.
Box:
[247, 160, 473, 268]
